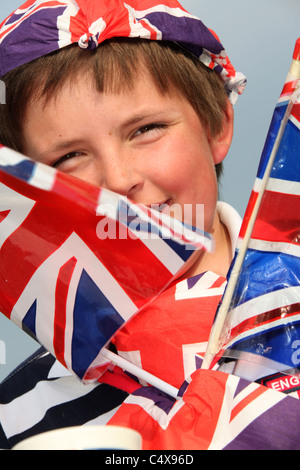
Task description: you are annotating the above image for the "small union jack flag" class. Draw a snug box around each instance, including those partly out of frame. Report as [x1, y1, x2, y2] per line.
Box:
[211, 39, 300, 386]
[0, 145, 211, 382]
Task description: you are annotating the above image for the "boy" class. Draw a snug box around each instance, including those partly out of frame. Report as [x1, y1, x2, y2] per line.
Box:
[1, 0, 299, 450]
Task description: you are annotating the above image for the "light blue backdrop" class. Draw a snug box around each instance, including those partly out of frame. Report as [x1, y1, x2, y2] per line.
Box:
[0, 0, 299, 381]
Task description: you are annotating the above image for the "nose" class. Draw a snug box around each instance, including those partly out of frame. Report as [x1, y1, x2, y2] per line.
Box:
[100, 152, 143, 198]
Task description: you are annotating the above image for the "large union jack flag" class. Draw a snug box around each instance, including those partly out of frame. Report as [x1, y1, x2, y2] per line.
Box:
[0, 145, 211, 383]
[0, 0, 246, 103]
[208, 39, 300, 391]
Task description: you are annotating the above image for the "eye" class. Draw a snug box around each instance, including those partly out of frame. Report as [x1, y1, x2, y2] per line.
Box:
[133, 123, 167, 139]
[52, 151, 84, 169]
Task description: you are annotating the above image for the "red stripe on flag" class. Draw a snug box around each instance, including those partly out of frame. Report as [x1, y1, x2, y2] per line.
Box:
[0, 210, 10, 223]
[291, 102, 300, 124]
[281, 80, 299, 99]
[293, 38, 300, 61]
[211, 276, 226, 289]
[139, 19, 158, 39]
[226, 302, 300, 346]
[251, 190, 300, 245]
[99, 366, 142, 394]
[53, 256, 77, 367]
[230, 386, 266, 422]
[238, 190, 259, 239]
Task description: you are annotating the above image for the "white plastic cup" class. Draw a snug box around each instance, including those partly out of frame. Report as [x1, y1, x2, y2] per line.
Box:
[12, 425, 142, 450]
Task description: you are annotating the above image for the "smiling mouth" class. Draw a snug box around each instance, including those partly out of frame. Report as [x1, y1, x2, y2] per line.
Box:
[148, 199, 172, 214]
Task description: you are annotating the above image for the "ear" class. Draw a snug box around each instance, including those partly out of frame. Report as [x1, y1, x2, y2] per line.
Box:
[210, 99, 234, 165]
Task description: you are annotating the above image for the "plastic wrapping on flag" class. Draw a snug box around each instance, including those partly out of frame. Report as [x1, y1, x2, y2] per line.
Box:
[0, 144, 212, 383]
[212, 39, 300, 395]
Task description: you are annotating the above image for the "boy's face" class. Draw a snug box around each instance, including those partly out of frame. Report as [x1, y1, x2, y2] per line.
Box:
[23, 71, 230, 234]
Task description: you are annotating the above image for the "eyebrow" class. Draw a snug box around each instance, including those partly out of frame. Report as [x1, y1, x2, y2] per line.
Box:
[37, 139, 87, 161]
[121, 111, 171, 128]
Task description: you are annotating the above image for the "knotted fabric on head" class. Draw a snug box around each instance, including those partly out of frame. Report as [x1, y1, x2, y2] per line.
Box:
[0, 0, 246, 103]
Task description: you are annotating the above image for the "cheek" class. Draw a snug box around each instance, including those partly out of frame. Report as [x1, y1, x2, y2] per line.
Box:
[177, 156, 218, 232]
[171, 149, 216, 197]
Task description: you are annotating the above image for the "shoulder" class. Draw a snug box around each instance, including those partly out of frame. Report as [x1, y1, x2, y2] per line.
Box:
[0, 348, 128, 449]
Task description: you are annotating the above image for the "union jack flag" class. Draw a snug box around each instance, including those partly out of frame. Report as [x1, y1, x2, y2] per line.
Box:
[0, 0, 246, 103]
[107, 368, 300, 450]
[209, 39, 300, 390]
[0, 145, 211, 383]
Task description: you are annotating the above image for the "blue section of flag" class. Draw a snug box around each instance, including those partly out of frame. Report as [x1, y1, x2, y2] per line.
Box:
[0, 160, 35, 183]
[22, 300, 37, 337]
[0, 5, 67, 77]
[232, 249, 300, 307]
[270, 118, 300, 182]
[144, 12, 223, 54]
[163, 237, 195, 261]
[256, 104, 287, 180]
[71, 269, 126, 380]
[229, 321, 300, 369]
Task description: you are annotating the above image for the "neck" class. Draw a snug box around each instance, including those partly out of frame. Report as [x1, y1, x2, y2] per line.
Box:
[179, 211, 232, 280]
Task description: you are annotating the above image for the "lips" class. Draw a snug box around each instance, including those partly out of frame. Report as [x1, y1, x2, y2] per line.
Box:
[148, 199, 172, 214]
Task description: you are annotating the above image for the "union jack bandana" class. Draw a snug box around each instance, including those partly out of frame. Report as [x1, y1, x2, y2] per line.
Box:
[0, 0, 246, 104]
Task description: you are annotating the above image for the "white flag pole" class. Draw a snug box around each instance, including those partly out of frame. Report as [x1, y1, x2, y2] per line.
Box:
[102, 348, 180, 400]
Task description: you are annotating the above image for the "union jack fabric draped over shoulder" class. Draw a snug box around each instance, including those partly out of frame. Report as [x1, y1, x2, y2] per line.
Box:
[0, 0, 246, 103]
[0, 145, 210, 383]
[212, 39, 300, 396]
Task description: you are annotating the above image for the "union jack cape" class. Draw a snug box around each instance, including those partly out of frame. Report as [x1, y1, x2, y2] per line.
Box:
[204, 39, 300, 397]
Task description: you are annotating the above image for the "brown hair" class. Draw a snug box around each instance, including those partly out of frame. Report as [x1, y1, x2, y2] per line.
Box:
[0, 38, 229, 177]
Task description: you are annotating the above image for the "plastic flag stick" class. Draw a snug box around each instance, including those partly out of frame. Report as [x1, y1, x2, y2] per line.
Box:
[102, 348, 180, 399]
